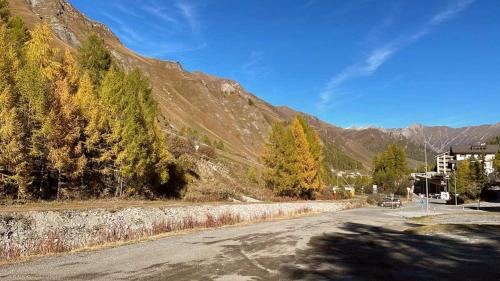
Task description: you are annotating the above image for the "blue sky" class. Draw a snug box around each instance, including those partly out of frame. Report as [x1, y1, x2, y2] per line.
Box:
[68, 0, 500, 128]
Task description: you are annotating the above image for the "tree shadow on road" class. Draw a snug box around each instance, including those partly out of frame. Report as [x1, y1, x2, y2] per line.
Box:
[465, 206, 500, 212]
[280, 222, 500, 281]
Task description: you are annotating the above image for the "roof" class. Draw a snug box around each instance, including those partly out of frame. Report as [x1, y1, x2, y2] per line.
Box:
[450, 144, 499, 155]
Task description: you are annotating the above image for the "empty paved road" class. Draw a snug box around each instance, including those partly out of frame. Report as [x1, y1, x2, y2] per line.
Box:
[1, 201, 499, 281]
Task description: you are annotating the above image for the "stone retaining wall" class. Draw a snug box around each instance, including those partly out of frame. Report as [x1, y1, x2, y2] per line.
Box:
[0, 200, 363, 260]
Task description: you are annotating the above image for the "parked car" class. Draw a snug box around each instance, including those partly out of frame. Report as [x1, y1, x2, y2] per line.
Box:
[379, 196, 402, 208]
[429, 193, 440, 199]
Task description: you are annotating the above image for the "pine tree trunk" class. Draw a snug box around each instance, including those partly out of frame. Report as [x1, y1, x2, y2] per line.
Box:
[120, 176, 123, 197]
[57, 170, 61, 200]
[40, 165, 44, 195]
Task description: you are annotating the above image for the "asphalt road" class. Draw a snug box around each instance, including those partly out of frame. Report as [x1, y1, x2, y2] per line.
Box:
[1, 200, 499, 281]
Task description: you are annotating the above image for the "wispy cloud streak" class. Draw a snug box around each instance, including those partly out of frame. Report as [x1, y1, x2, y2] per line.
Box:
[318, 0, 474, 110]
[99, 0, 207, 56]
[176, 2, 200, 34]
[242, 51, 272, 78]
[143, 2, 180, 25]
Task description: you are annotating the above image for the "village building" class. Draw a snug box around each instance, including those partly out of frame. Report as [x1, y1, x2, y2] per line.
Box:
[448, 144, 498, 175]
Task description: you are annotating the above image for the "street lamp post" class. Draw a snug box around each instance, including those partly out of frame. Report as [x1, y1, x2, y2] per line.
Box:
[454, 170, 458, 208]
[425, 142, 429, 214]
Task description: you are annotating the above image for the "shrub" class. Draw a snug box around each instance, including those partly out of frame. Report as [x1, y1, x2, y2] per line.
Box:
[166, 135, 195, 158]
[214, 140, 225, 150]
[366, 196, 377, 205]
[180, 127, 199, 140]
[198, 145, 216, 159]
[201, 135, 211, 145]
[247, 167, 258, 183]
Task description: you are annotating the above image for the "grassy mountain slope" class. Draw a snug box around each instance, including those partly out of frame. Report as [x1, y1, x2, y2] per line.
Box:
[9, 0, 498, 175]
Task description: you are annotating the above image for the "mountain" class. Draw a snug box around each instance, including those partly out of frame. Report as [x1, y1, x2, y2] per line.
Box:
[390, 123, 500, 153]
[8, 0, 499, 175]
[274, 107, 429, 168]
[9, 0, 283, 167]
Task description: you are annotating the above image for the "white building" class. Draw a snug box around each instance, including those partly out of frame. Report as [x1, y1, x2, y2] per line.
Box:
[436, 152, 453, 174]
[448, 144, 499, 175]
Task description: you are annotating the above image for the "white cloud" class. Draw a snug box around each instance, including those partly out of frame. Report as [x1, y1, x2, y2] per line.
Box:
[176, 2, 200, 34]
[143, 5, 180, 25]
[100, 12, 145, 43]
[101, 0, 207, 56]
[430, 0, 475, 25]
[242, 51, 272, 78]
[317, 0, 475, 110]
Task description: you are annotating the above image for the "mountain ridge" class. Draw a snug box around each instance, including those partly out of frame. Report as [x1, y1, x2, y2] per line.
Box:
[390, 122, 500, 153]
[9, 0, 499, 171]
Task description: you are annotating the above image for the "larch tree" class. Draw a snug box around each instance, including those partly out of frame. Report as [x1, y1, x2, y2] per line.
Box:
[115, 68, 170, 195]
[18, 23, 63, 198]
[262, 116, 324, 198]
[62, 49, 80, 91]
[453, 159, 471, 196]
[494, 151, 500, 178]
[0, 23, 19, 88]
[97, 64, 125, 193]
[290, 117, 320, 197]
[0, 16, 174, 200]
[45, 52, 87, 199]
[0, 85, 32, 199]
[372, 144, 410, 194]
[262, 121, 298, 197]
[25, 23, 60, 81]
[468, 156, 487, 201]
[7, 16, 30, 50]
[0, 23, 32, 198]
[77, 33, 112, 85]
[296, 115, 324, 190]
[74, 71, 111, 195]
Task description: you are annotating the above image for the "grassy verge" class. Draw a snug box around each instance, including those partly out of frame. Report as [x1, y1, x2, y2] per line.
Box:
[0, 199, 236, 213]
[0, 197, 364, 213]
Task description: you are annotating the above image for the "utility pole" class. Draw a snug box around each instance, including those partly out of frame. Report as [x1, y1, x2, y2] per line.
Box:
[425, 142, 429, 214]
[454, 170, 458, 208]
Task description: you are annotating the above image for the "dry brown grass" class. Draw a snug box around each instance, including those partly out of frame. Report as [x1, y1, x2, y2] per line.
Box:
[0, 232, 68, 261]
[0, 198, 232, 213]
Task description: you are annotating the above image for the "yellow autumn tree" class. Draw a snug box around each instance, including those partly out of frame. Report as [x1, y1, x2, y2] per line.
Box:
[74, 71, 112, 195]
[0, 23, 34, 199]
[263, 121, 299, 196]
[46, 54, 86, 199]
[263, 116, 324, 198]
[296, 115, 324, 189]
[290, 117, 321, 197]
[62, 49, 80, 91]
[0, 16, 176, 200]
[25, 23, 60, 81]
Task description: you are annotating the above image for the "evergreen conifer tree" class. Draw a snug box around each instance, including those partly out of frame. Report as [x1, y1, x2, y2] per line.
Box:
[77, 33, 111, 85]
